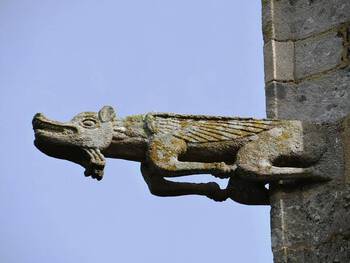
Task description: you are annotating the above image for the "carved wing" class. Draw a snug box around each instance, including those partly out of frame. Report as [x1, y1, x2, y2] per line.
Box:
[146, 113, 280, 143]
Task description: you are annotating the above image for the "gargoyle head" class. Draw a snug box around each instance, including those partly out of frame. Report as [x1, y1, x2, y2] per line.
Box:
[32, 106, 116, 180]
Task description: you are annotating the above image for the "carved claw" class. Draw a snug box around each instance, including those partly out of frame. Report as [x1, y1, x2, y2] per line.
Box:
[205, 182, 229, 202]
[83, 148, 106, 181]
[212, 164, 237, 179]
[84, 164, 104, 181]
[227, 176, 269, 205]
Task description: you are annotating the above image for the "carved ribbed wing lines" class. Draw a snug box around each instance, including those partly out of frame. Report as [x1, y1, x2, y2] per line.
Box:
[194, 126, 235, 140]
[147, 113, 279, 143]
[197, 122, 264, 134]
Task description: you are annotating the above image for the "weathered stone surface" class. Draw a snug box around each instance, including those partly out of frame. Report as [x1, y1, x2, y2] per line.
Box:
[265, 66, 350, 122]
[338, 25, 350, 68]
[263, 1, 350, 262]
[270, 121, 344, 254]
[342, 115, 350, 183]
[269, 121, 350, 262]
[310, 235, 350, 263]
[261, 0, 273, 42]
[262, 0, 350, 42]
[263, 9, 349, 83]
[272, 248, 307, 263]
[264, 30, 347, 83]
[33, 107, 333, 205]
[264, 40, 294, 82]
[295, 31, 344, 79]
[273, 240, 350, 263]
[272, 182, 349, 248]
[270, 186, 307, 249]
[265, 64, 350, 263]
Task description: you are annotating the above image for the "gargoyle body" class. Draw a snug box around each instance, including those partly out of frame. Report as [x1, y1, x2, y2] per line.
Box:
[33, 106, 328, 204]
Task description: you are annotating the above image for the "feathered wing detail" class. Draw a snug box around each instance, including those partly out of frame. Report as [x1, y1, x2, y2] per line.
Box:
[145, 113, 280, 143]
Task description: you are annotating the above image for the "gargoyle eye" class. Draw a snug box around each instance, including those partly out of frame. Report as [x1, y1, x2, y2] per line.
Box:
[81, 118, 97, 129]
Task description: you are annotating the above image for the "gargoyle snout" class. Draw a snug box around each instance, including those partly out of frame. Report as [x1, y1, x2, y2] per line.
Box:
[32, 113, 53, 127]
[33, 113, 44, 119]
[32, 113, 49, 130]
[32, 113, 78, 133]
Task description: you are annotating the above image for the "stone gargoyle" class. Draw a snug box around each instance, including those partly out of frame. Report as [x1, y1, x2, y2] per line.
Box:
[32, 106, 330, 205]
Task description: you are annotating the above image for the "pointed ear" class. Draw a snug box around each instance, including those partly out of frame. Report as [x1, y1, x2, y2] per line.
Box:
[98, 106, 116, 122]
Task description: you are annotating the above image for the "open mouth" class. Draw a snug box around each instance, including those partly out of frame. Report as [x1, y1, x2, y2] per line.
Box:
[32, 113, 78, 135]
[33, 119, 66, 133]
[32, 113, 105, 181]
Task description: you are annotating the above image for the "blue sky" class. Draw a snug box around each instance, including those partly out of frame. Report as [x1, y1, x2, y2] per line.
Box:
[0, 1, 272, 262]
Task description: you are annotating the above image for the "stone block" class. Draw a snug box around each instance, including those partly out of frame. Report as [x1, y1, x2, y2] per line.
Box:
[262, 0, 350, 42]
[268, 115, 350, 262]
[262, 0, 273, 42]
[312, 236, 350, 262]
[295, 31, 344, 79]
[264, 40, 294, 82]
[263, 2, 350, 263]
[270, 187, 308, 250]
[274, 238, 350, 262]
[301, 182, 350, 245]
[342, 115, 350, 183]
[271, 184, 350, 262]
[272, 248, 307, 263]
[265, 67, 350, 122]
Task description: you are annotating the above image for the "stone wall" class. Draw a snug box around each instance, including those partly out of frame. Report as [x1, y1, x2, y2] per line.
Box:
[262, 1, 350, 262]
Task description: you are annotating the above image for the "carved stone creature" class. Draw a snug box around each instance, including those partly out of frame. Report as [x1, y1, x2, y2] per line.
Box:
[32, 106, 328, 204]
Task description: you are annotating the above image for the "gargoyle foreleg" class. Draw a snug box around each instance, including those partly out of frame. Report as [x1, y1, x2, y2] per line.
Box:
[148, 136, 235, 177]
[141, 163, 228, 201]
